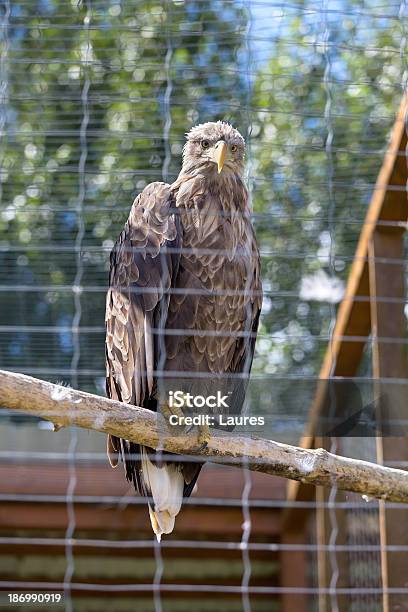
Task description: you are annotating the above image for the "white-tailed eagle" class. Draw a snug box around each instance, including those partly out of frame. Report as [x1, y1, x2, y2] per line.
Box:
[105, 121, 262, 540]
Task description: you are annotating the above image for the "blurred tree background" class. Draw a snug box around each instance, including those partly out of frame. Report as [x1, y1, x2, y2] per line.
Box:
[0, 0, 406, 400]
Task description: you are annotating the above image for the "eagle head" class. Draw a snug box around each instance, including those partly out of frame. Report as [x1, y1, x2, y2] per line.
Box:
[182, 121, 245, 177]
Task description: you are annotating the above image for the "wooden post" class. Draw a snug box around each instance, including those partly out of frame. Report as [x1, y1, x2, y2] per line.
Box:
[280, 529, 308, 612]
[316, 485, 329, 612]
[315, 443, 351, 612]
[368, 228, 408, 612]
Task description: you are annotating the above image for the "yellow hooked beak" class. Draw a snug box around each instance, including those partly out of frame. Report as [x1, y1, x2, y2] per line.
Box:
[212, 140, 227, 174]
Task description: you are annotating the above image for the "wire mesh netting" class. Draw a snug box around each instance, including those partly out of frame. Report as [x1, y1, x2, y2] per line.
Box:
[0, 1, 407, 611]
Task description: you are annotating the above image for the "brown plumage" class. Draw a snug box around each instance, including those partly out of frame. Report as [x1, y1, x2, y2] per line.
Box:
[105, 121, 262, 540]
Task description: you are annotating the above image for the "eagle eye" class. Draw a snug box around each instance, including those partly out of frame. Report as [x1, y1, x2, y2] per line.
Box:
[231, 144, 238, 152]
[201, 139, 210, 149]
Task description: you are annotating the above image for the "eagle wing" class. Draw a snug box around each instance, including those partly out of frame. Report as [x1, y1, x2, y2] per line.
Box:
[105, 181, 181, 491]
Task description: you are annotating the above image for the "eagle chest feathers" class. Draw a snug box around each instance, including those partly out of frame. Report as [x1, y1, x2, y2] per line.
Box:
[166, 175, 260, 374]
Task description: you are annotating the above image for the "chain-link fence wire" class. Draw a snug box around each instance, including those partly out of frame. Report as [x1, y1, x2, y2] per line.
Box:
[0, 1, 407, 611]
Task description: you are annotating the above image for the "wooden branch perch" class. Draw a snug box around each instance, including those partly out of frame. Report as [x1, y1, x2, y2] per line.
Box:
[1, 368, 407, 503]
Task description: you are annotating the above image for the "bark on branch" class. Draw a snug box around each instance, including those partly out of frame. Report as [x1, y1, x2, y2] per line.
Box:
[0, 368, 407, 503]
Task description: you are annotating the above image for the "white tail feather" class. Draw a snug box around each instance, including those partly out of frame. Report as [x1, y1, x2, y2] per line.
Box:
[141, 448, 184, 541]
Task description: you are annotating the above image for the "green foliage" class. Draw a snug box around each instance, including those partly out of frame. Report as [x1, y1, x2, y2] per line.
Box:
[251, 1, 406, 376]
[0, 0, 247, 387]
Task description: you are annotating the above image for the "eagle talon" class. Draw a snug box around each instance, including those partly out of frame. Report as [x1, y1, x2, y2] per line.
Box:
[185, 423, 195, 434]
[161, 402, 188, 434]
[196, 423, 211, 453]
